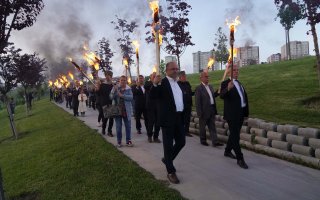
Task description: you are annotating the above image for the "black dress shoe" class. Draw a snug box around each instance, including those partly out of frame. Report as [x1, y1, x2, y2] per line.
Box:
[153, 138, 161, 143]
[213, 142, 224, 147]
[237, 159, 249, 169]
[148, 137, 153, 143]
[201, 141, 209, 146]
[186, 133, 193, 137]
[224, 152, 236, 159]
[161, 158, 166, 165]
[167, 173, 180, 184]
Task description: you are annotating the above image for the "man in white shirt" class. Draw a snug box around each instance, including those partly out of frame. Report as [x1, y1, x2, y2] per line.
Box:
[195, 72, 223, 147]
[151, 62, 186, 184]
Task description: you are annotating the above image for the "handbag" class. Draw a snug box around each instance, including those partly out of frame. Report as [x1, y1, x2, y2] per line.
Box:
[103, 99, 121, 118]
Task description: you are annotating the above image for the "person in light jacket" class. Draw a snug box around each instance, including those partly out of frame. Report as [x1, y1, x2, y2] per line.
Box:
[78, 88, 88, 116]
[110, 75, 134, 147]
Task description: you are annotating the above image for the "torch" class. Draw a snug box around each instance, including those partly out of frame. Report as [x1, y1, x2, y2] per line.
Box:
[123, 57, 132, 82]
[226, 16, 241, 80]
[68, 58, 95, 85]
[132, 40, 140, 78]
[149, 0, 161, 75]
[207, 57, 215, 72]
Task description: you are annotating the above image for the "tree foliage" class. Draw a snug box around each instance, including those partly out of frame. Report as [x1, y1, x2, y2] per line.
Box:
[145, 0, 194, 69]
[213, 27, 228, 70]
[98, 37, 114, 72]
[0, 0, 45, 53]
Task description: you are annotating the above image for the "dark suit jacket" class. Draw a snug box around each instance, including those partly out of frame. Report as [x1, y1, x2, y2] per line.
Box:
[132, 85, 146, 110]
[150, 77, 185, 127]
[178, 81, 194, 108]
[195, 84, 218, 119]
[220, 79, 249, 121]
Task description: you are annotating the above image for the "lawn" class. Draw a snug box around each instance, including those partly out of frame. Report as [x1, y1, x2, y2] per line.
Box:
[188, 56, 320, 128]
[0, 100, 185, 200]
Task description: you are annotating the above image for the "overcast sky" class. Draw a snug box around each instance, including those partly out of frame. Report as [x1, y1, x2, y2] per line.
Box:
[10, 0, 319, 77]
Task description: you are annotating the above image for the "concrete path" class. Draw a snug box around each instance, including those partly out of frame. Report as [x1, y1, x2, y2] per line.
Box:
[56, 103, 320, 200]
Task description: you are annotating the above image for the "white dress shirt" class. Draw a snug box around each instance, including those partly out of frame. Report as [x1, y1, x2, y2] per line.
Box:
[202, 82, 214, 105]
[233, 79, 246, 108]
[167, 76, 184, 112]
[138, 85, 145, 94]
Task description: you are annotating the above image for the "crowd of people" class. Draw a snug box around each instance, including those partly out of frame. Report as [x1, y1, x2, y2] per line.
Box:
[49, 61, 250, 184]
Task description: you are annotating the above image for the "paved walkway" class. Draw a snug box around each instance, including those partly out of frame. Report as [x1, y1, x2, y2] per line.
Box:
[56, 103, 320, 200]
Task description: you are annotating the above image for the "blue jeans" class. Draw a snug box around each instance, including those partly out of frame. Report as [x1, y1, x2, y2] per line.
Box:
[115, 116, 131, 144]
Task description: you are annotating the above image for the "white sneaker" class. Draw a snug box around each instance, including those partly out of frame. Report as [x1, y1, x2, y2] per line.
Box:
[97, 122, 102, 127]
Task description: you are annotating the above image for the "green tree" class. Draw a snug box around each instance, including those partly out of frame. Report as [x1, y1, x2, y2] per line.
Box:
[213, 27, 229, 70]
[159, 59, 165, 76]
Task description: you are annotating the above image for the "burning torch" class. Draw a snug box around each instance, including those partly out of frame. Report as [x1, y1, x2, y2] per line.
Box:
[132, 40, 140, 78]
[123, 57, 132, 82]
[226, 16, 241, 80]
[207, 57, 215, 72]
[149, 0, 161, 75]
[68, 58, 95, 85]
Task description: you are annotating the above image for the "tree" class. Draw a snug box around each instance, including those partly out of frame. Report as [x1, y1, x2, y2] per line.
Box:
[111, 16, 138, 78]
[213, 27, 229, 70]
[15, 52, 46, 115]
[98, 37, 114, 72]
[276, 4, 303, 60]
[145, 0, 194, 70]
[159, 59, 166, 76]
[275, 0, 320, 89]
[0, 44, 21, 97]
[0, 0, 45, 53]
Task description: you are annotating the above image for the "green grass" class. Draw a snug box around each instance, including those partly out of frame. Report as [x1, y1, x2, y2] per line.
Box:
[0, 100, 185, 200]
[188, 56, 320, 128]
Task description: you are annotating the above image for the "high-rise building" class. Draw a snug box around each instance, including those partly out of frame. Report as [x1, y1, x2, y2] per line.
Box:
[281, 41, 309, 60]
[235, 46, 260, 67]
[165, 55, 177, 64]
[267, 53, 281, 63]
[192, 51, 219, 73]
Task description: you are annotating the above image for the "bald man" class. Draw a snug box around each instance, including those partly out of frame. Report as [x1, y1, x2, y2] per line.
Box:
[195, 72, 223, 147]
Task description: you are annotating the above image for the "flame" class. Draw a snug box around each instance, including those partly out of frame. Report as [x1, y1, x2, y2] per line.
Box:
[149, 1, 159, 20]
[79, 81, 83, 86]
[68, 72, 74, 80]
[83, 44, 89, 51]
[65, 82, 70, 88]
[88, 73, 94, 80]
[48, 80, 53, 87]
[132, 40, 140, 54]
[67, 57, 73, 62]
[54, 79, 59, 87]
[159, 32, 163, 45]
[228, 48, 238, 62]
[207, 57, 215, 69]
[128, 77, 132, 85]
[123, 58, 129, 67]
[84, 52, 100, 71]
[62, 75, 68, 83]
[152, 65, 157, 73]
[226, 16, 241, 32]
[59, 78, 65, 84]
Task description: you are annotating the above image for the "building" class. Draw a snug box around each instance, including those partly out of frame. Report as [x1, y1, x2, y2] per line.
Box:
[267, 53, 281, 63]
[165, 55, 177, 64]
[235, 46, 260, 67]
[281, 41, 309, 60]
[192, 51, 219, 73]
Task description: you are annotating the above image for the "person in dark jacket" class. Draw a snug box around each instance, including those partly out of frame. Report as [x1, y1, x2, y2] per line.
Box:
[178, 71, 194, 137]
[72, 83, 80, 116]
[220, 65, 249, 169]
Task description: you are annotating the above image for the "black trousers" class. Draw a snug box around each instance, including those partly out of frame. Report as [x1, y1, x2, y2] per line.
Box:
[147, 107, 160, 139]
[162, 112, 186, 174]
[225, 117, 244, 160]
[135, 106, 148, 132]
[102, 117, 114, 134]
[184, 106, 192, 134]
[97, 104, 103, 123]
[73, 100, 79, 116]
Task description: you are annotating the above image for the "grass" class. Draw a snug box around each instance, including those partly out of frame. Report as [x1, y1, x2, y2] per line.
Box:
[0, 100, 185, 200]
[188, 56, 320, 128]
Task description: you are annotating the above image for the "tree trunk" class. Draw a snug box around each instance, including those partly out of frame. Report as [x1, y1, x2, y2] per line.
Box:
[287, 29, 291, 60]
[310, 23, 320, 90]
[285, 29, 288, 60]
[220, 61, 223, 70]
[0, 167, 5, 200]
[24, 88, 29, 116]
[177, 54, 181, 71]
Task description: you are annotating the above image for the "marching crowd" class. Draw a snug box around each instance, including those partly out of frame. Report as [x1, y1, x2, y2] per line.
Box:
[50, 61, 249, 184]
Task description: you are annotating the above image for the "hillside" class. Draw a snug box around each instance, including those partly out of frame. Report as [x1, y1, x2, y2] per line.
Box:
[187, 56, 320, 128]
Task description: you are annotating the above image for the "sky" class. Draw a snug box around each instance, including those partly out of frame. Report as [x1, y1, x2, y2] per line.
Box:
[9, 0, 320, 78]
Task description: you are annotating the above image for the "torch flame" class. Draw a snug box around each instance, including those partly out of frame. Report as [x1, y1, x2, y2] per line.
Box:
[79, 81, 83, 86]
[207, 57, 215, 69]
[149, 1, 159, 21]
[88, 73, 94, 80]
[48, 80, 53, 87]
[84, 52, 100, 71]
[132, 40, 140, 54]
[226, 16, 241, 32]
[128, 77, 132, 85]
[228, 48, 238, 62]
[123, 58, 129, 67]
[68, 72, 74, 80]
[67, 57, 73, 62]
[152, 65, 157, 73]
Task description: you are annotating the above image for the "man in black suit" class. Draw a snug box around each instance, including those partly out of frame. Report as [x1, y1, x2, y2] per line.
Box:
[178, 71, 194, 137]
[220, 65, 249, 169]
[72, 83, 80, 116]
[151, 62, 186, 184]
[132, 75, 148, 135]
[195, 72, 223, 147]
[96, 71, 114, 136]
[145, 73, 161, 143]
